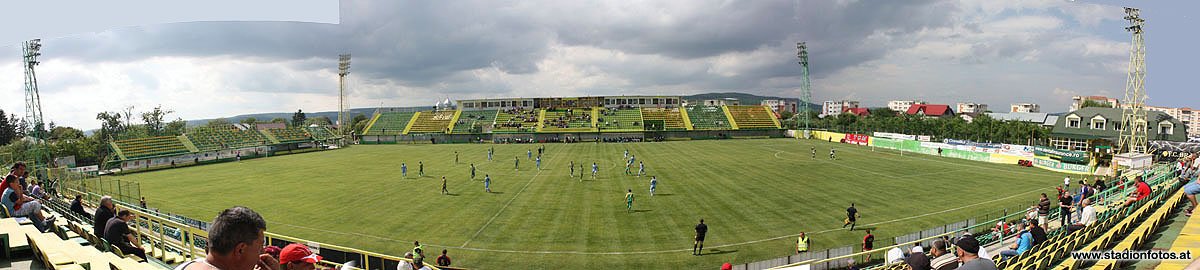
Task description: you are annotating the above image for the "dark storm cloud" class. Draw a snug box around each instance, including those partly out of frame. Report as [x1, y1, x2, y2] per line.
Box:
[41, 0, 960, 97]
[43, 21, 341, 64]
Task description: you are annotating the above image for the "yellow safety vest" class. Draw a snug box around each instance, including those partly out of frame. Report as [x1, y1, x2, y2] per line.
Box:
[797, 236, 809, 252]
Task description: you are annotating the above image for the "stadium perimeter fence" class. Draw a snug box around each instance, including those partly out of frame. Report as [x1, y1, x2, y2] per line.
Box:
[739, 163, 1179, 270]
[52, 188, 446, 270]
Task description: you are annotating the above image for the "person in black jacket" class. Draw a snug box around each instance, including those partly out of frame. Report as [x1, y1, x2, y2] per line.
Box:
[70, 194, 91, 219]
[93, 195, 115, 238]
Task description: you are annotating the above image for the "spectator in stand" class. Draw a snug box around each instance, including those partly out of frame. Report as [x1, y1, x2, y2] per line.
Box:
[93, 195, 115, 238]
[1121, 176, 1152, 208]
[70, 194, 91, 219]
[1027, 218, 1047, 247]
[1037, 193, 1050, 230]
[1186, 175, 1200, 217]
[411, 257, 433, 270]
[954, 237, 998, 270]
[263, 245, 282, 260]
[140, 197, 148, 209]
[28, 180, 45, 199]
[1059, 190, 1074, 227]
[1, 162, 53, 232]
[175, 206, 277, 270]
[905, 245, 932, 270]
[929, 239, 958, 270]
[397, 252, 414, 270]
[1094, 178, 1107, 194]
[279, 243, 322, 270]
[436, 249, 451, 267]
[1067, 198, 1097, 233]
[104, 210, 146, 259]
[998, 222, 1031, 262]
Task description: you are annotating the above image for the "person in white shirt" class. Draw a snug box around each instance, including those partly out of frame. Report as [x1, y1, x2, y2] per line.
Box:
[1064, 176, 1071, 189]
[1067, 198, 1096, 234]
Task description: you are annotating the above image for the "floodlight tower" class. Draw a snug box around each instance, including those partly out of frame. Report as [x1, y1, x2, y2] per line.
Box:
[22, 39, 51, 175]
[337, 54, 351, 145]
[1117, 7, 1147, 154]
[796, 42, 813, 138]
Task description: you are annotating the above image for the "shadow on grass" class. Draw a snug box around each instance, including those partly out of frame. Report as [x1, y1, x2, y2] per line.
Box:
[702, 249, 738, 256]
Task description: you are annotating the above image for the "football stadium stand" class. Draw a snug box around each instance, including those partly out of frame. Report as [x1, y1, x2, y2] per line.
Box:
[766, 163, 1184, 270]
[685, 105, 733, 130]
[110, 136, 191, 160]
[185, 127, 270, 152]
[493, 108, 539, 133]
[725, 105, 781, 129]
[264, 127, 314, 144]
[26, 187, 442, 270]
[597, 107, 644, 132]
[305, 126, 338, 140]
[640, 108, 689, 131]
[406, 110, 457, 134]
[451, 110, 497, 134]
[540, 108, 596, 132]
[364, 111, 416, 136]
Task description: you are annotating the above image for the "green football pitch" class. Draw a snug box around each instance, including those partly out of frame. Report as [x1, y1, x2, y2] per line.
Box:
[123, 138, 1065, 269]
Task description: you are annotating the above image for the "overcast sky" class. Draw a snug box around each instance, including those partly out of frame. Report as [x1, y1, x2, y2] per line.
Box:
[0, 0, 1194, 130]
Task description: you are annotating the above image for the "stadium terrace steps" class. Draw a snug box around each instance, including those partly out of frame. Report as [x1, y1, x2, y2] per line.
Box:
[306, 126, 337, 140]
[451, 110, 498, 134]
[444, 109, 464, 132]
[185, 127, 271, 152]
[721, 105, 740, 129]
[111, 136, 191, 160]
[364, 111, 415, 135]
[597, 107, 645, 132]
[265, 128, 315, 143]
[1157, 203, 1200, 270]
[640, 108, 687, 131]
[541, 108, 597, 133]
[401, 111, 421, 134]
[1035, 175, 1182, 270]
[685, 105, 733, 130]
[725, 105, 781, 129]
[406, 110, 457, 134]
[493, 108, 539, 133]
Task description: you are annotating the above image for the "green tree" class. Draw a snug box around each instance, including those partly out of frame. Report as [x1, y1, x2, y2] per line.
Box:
[305, 116, 332, 126]
[165, 118, 187, 136]
[206, 118, 232, 129]
[270, 117, 287, 124]
[240, 117, 258, 124]
[1080, 100, 1111, 109]
[141, 105, 174, 136]
[292, 109, 307, 127]
[0, 110, 15, 146]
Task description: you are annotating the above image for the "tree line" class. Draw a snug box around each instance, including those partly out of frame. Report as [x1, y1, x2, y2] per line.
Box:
[0, 106, 370, 168]
[786, 108, 1052, 145]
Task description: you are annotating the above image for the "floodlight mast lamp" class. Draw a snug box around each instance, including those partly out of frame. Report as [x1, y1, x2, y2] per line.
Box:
[23, 39, 51, 175]
[796, 42, 812, 137]
[1117, 7, 1147, 154]
[338, 54, 351, 145]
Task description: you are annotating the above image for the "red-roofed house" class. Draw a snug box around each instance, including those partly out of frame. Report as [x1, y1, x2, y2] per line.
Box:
[843, 107, 870, 117]
[905, 104, 955, 118]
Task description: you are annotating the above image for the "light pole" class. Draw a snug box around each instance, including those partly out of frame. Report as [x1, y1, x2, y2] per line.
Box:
[338, 54, 351, 145]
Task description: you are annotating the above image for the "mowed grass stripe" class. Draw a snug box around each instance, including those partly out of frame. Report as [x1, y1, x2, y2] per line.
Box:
[127, 139, 1064, 269]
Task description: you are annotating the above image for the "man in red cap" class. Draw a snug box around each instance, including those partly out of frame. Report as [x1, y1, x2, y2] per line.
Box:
[279, 244, 322, 270]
